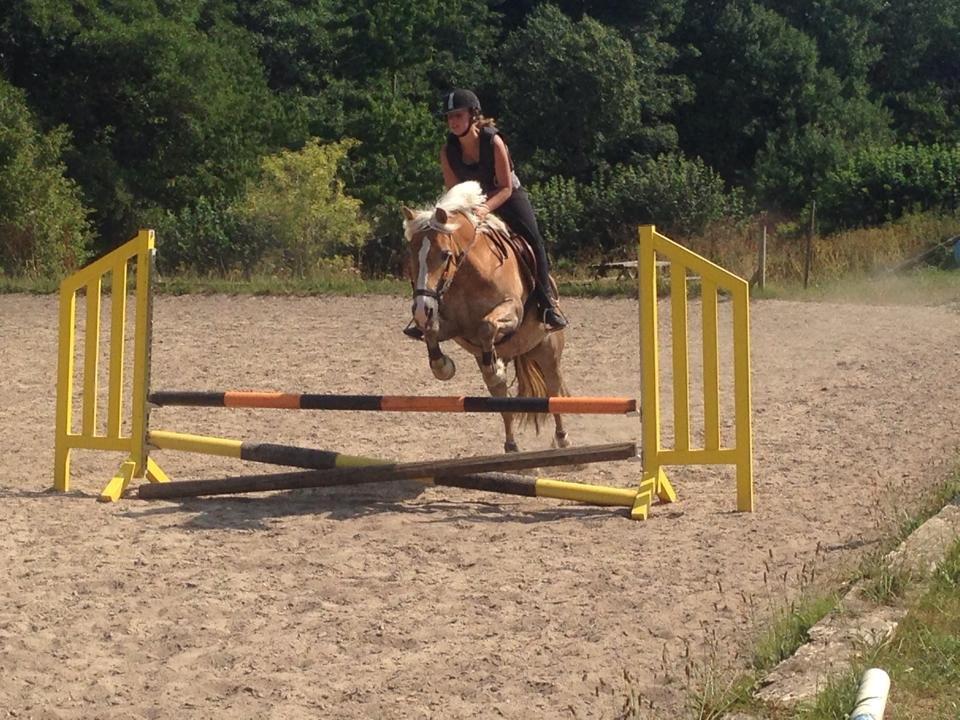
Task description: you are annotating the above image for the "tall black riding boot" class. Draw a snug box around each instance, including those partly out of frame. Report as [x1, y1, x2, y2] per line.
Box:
[536, 268, 567, 331]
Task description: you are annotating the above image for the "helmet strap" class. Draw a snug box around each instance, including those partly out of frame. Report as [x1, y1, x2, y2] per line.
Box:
[454, 117, 476, 138]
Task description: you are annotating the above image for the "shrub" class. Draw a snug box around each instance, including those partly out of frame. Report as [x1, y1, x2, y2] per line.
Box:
[0, 77, 92, 277]
[622, 153, 744, 238]
[233, 138, 370, 276]
[817, 143, 960, 231]
[528, 175, 588, 259]
[530, 153, 741, 260]
[148, 196, 255, 276]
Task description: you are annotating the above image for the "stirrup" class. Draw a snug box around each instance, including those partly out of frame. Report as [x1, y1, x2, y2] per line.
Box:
[403, 324, 424, 340]
[542, 305, 567, 331]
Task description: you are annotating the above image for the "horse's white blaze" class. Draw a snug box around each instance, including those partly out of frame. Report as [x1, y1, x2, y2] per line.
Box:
[413, 237, 437, 328]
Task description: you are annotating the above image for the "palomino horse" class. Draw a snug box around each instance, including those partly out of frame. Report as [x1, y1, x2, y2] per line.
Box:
[401, 181, 569, 452]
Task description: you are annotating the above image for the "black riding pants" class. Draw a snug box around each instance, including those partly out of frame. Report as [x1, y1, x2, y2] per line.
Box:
[493, 187, 554, 301]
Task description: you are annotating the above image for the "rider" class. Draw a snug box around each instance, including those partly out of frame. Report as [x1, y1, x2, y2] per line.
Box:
[423, 88, 567, 332]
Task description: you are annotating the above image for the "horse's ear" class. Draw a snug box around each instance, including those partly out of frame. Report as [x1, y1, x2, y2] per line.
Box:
[401, 206, 415, 221]
[434, 207, 448, 225]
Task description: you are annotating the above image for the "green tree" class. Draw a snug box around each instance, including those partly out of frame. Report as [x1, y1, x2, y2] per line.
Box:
[227, 0, 337, 96]
[316, 0, 499, 271]
[753, 74, 892, 213]
[744, 1, 893, 211]
[671, 0, 822, 185]
[338, 89, 441, 272]
[1, 0, 287, 249]
[328, 0, 495, 89]
[531, 154, 740, 258]
[225, 0, 341, 143]
[0, 75, 91, 276]
[761, 0, 884, 84]
[871, 0, 960, 142]
[498, 4, 678, 183]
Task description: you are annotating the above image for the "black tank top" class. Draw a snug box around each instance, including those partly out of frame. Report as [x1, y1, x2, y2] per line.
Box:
[445, 127, 517, 194]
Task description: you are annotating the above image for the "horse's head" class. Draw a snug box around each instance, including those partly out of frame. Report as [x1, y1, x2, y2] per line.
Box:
[401, 182, 486, 334]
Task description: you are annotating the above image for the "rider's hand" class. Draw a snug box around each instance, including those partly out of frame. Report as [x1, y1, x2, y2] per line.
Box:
[476, 203, 490, 221]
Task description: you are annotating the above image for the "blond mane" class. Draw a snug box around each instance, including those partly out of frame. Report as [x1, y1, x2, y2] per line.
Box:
[403, 181, 508, 240]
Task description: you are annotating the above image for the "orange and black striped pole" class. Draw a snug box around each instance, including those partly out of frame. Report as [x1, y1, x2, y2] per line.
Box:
[148, 391, 636, 414]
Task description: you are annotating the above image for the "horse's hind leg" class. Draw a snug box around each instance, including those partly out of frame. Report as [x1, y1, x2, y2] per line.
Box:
[475, 356, 518, 452]
[475, 302, 522, 386]
[472, 303, 523, 450]
[527, 333, 570, 448]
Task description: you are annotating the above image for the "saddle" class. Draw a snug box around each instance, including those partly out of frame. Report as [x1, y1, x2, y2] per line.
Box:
[482, 222, 537, 292]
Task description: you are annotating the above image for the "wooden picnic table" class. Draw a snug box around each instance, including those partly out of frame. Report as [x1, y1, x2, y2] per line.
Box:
[589, 259, 670, 280]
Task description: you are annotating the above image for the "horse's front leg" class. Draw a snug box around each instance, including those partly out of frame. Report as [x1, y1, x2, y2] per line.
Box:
[424, 332, 456, 381]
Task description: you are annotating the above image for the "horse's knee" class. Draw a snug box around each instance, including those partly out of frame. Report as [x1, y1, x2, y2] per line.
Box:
[477, 318, 501, 346]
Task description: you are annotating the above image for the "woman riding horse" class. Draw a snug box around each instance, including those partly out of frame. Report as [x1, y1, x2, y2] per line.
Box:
[401, 181, 570, 452]
[404, 88, 566, 340]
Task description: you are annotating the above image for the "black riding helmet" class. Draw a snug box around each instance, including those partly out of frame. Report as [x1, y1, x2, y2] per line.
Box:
[440, 89, 481, 116]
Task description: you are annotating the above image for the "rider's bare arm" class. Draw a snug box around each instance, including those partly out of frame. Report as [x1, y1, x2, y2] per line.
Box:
[440, 149, 459, 190]
[482, 136, 513, 213]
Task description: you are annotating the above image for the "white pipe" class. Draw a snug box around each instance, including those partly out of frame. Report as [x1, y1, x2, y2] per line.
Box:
[849, 668, 890, 720]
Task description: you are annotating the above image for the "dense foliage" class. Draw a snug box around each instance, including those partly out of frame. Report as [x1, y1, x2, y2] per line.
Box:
[0, 75, 91, 275]
[1, 0, 958, 277]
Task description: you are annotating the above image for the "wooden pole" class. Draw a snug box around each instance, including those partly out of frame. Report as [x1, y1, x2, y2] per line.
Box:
[804, 201, 816, 289]
[759, 225, 767, 290]
[148, 391, 637, 415]
[137, 442, 637, 499]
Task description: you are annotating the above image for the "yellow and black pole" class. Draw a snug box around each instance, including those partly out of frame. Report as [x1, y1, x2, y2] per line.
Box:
[138, 437, 640, 510]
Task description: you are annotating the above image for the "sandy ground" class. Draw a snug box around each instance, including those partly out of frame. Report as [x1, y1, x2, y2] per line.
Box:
[1, 292, 959, 719]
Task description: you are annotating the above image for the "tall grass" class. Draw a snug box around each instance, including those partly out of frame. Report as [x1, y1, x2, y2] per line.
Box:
[683, 210, 960, 289]
[877, 537, 960, 719]
[4, 210, 957, 301]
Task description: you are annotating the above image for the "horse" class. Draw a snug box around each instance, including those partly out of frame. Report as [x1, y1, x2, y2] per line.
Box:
[401, 181, 570, 452]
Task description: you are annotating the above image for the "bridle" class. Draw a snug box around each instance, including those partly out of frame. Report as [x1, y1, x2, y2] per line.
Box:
[412, 212, 482, 304]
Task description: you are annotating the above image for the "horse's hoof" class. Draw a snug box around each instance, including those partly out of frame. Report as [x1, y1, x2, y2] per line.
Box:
[431, 356, 456, 381]
[552, 433, 571, 449]
[504, 441, 519, 453]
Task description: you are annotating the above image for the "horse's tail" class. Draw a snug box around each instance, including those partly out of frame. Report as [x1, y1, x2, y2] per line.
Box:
[513, 353, 565, 433]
